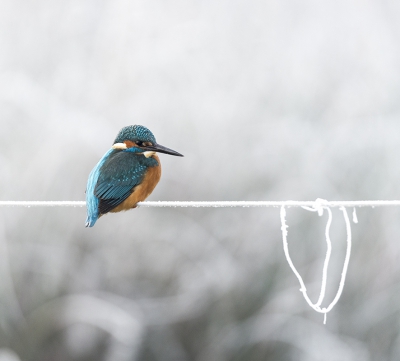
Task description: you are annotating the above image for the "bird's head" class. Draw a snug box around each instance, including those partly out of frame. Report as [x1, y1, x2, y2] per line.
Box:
[112, 125, 183, 157]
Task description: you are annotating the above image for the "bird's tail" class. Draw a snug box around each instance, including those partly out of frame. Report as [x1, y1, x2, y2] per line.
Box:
[85, 215, 97, 227]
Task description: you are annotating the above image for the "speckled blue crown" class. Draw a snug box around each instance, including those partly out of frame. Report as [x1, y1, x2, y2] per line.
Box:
[113, 125, 156, 144]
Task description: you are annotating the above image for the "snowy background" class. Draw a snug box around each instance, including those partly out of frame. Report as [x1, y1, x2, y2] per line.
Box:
[1, 0, 400, 360]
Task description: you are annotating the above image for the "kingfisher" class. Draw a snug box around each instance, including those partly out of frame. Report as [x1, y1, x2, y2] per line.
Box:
[85, 125, 183, 227]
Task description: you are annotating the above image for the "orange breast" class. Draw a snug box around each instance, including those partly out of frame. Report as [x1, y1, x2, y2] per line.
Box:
[110, 154, 162, 213]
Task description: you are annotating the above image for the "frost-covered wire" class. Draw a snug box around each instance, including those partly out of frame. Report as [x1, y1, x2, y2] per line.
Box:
[0, 198, 392, 324]
[0, 200, 400, 207]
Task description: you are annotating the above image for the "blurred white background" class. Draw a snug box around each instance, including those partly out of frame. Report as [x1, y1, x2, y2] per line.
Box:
[1, 0, 400, 360]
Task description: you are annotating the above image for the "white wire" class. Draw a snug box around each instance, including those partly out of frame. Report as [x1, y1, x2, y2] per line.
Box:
[0, 200, 400, 207]
[0, 198, 376, 324]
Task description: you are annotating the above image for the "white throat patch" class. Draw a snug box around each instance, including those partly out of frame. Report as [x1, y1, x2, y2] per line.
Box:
[143, 151, 156, 158]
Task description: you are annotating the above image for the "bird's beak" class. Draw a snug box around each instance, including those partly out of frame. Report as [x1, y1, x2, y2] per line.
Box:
[145, 143, 183, 157]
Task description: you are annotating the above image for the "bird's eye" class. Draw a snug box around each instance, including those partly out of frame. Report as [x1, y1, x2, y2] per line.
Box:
[136, 141, 143, 146]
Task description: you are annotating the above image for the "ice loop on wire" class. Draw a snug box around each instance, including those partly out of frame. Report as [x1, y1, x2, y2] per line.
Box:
[280, 199, 352, 324]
